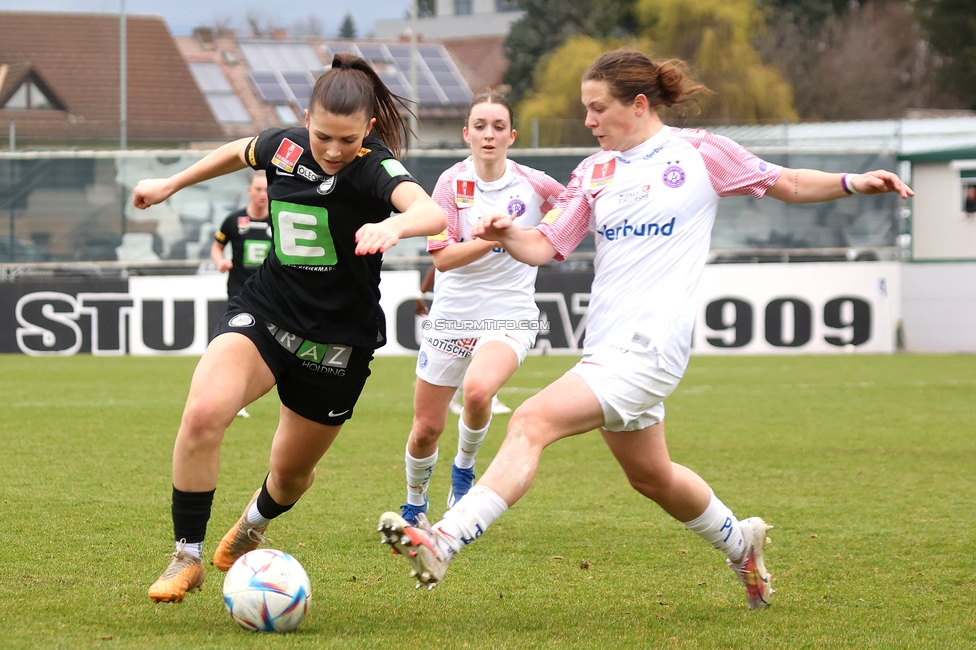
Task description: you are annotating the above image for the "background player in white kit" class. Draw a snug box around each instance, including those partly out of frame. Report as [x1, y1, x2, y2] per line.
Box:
[379, 50, 913, 608]
[399, 92, 565, 525]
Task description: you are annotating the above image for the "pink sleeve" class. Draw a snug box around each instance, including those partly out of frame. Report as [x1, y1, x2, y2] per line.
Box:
[427, 167, 460, 253]
[511, 162, 566, 213]
[538, 174, 566, 214]
[536, 164, 591, 261]
[677, 130, 783, 199]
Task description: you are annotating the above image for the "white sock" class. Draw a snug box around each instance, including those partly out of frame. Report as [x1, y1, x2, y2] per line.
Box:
[245, 501, 271, 528]
[179, 541, 203, 558]
[682, 491, 746, 563]
[405, 446, 438, 507]
[454, 411, 490, 470]
[431, 485, 508, 559]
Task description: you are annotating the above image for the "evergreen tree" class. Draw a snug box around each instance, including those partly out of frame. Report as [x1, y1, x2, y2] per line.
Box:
[339, 13, 357, 39]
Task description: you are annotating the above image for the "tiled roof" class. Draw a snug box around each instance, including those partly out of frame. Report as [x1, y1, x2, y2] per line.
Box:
[175, 34, 284, 138]
[440, 35, 508, 96]
[0, 12, 222, 145]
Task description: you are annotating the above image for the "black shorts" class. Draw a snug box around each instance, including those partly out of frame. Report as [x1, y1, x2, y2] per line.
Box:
[213, 301, 373, 426]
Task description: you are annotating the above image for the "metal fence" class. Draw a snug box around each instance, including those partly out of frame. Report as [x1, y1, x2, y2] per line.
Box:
[0, 145, 907, 271]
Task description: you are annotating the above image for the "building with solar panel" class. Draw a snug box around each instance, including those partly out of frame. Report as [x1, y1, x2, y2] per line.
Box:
[177, 32, 482, 149]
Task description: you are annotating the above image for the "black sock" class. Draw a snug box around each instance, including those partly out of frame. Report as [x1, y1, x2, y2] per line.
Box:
[171, 487, 215, 544]
[255, 474, 297, 520]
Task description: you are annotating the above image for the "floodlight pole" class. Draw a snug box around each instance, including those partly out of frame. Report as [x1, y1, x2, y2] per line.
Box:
[408, 0, 419, 148]
[120, 0, 127, 150]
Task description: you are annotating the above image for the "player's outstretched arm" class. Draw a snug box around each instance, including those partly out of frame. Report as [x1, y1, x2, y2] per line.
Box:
[132, 138, 252, 209]
[766, 168, 914, 204]
[429, 238, 497, 271]
[472, 214, 556, 267]
[355, 182, 446, 255]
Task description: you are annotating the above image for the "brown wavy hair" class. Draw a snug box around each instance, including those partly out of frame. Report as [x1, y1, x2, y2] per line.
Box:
[583, 50, 706, 109]
[309, 52, 417, 157]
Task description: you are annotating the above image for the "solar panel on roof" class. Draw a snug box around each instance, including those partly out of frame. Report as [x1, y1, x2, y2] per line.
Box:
[189, 62, 234, 93]
[240, 41, 322, 72]
[281, 71, 313, 93]
[425, 59, 451, 72]
[242, 40, 473, 108]
[287, 83, 312, 103]
[250, 71, 278, 84]
[443, 86, 473, 102]
[249, 72, 289, 102]
[259, 85, 289, 102]
[431, 70, 458, 84]
[205, 94, 251, 124]
[358, 45, 387, 59]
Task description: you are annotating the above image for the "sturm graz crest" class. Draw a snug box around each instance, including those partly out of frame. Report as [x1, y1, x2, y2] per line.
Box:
[317, 176, 336, 195]
[229, 313, 255, 327]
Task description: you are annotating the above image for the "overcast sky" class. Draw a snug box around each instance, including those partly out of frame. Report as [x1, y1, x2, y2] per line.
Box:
[0, 0, 415, 38]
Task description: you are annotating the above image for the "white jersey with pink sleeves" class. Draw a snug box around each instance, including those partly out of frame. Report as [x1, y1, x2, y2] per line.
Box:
[426, 157, 565, 337]
[537, 126, 783, 376]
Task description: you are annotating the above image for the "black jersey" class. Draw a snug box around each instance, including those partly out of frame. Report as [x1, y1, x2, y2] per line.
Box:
[241, 127, 417, 348]
[214, 208, 273, 299]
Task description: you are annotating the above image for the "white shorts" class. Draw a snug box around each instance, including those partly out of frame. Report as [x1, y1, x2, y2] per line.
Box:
[415, 329, 537, 387]
[569, 345, 681, 432]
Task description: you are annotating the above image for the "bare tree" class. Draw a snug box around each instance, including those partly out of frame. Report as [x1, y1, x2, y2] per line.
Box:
[293, 15, 326, 38]
[246, 10, 285, 37]
[761, 1, 961, 120]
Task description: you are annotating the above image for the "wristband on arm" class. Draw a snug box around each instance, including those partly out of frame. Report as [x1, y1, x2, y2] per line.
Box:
[841, 173, 859, 195]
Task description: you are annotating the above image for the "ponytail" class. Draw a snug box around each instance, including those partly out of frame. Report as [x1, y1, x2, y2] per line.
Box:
[583, 50, 706, 110]
[308, 52, 417, 158]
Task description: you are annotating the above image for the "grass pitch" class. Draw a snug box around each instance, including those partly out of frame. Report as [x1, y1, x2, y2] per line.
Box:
[0, 353, 974, 649]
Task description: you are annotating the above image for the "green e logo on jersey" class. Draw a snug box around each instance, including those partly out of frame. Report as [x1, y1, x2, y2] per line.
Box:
[272, 201, 337, 266]
[242, 240, 272, 266]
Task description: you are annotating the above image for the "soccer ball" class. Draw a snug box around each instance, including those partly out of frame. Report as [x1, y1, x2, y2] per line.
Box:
[222, 549, 311, 633]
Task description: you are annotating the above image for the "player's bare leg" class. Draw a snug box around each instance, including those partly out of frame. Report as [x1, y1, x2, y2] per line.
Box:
[602, 424, 772, 609]
[477, 372, 605, 504]
[215, 407, 343, 569]
[173, 333, 275, 492]
[401, 380, 456, 524]
[381, 373, 604, 588]
[447, 341, 519, 508]
[150, 333, 274, 602]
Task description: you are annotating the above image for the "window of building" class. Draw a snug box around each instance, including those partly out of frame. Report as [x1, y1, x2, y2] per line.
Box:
[496, 0, 520, 11]
[454, 0, 473, 15]
[3, 81, 55, 110]
[961, 168, 976, 216]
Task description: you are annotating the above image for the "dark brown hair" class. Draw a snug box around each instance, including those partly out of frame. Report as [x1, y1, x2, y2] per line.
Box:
[308, 52, 416, 157]
[465, 91, 514, 128]
[583, 50, 706, 109]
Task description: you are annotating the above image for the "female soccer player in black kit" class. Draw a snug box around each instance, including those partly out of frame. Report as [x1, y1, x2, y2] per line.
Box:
[134, 53, 446, 603]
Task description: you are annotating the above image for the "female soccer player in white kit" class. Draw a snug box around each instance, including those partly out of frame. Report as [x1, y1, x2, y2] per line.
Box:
[378, 50, 913, 608]
[399, 92, 565, 524]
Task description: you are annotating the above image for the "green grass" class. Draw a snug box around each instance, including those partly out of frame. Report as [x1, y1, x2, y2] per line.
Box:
[0, 353, 974, 649]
